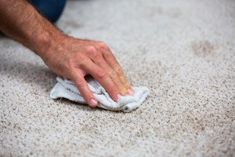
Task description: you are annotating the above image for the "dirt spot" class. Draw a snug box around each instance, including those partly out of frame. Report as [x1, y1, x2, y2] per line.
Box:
[191, 40, 216, 57]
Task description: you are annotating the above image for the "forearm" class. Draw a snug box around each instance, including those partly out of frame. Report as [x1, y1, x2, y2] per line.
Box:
[0, 0, 64, 58]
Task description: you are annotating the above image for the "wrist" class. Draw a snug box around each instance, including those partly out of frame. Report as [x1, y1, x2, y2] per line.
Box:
[32, 28, 66, 60]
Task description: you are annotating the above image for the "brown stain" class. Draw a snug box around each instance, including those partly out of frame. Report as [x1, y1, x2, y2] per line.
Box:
[191, 40, 216, 57]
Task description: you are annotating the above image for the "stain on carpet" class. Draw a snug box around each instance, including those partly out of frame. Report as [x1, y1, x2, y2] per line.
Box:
[191, 40, 216, 57]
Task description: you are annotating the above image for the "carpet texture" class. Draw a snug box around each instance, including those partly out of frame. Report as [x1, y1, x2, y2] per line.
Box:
[0, 0, 234, 156]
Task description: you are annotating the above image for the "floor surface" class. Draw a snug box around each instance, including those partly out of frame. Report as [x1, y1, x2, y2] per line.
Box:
[0, 0, 235, 156]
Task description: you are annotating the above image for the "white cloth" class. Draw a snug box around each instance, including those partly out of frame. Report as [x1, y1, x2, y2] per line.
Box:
[50, 77, 149, 112]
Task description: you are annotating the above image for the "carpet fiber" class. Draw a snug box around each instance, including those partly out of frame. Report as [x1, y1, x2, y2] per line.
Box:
[0, 0, 234, 156]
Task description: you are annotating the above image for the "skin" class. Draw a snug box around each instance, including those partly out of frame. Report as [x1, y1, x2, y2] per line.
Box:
[0, 0, 133, 107]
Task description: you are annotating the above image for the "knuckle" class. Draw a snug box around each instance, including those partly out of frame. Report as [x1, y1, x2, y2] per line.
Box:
[82, 91, 93, 102]
[86, 46, 96, 53]
[95, 58, 103, 65]
[108, 70, 116, 77]
[66, 59, 76, 70]
[103, 50, 112, 58]
[74, 78, 84, 87]
[86, 46, 101, 59]
[83, 91, 92, 99]
[96, 70, 107, 79]
[115, 66, 123, 75]
[79, 58, 90, 68]
[97, 42, 108, 49]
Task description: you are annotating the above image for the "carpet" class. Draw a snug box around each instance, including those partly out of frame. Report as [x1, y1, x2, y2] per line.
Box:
[0, 0, 234, 156]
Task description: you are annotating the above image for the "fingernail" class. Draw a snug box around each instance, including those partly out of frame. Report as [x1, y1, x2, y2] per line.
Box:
[128, 89, 134, 95]
[90, 98, 98, 107]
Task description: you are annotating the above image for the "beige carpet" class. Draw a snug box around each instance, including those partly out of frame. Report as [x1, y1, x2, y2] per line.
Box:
[0, 0, 235, 156]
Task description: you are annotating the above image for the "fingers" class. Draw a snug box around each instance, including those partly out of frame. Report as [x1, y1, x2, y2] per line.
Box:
[90, 53, 127, 95]
[69, 42, 132, 107]
[70, 69, 98, 107]
[79, 58, 120, 101]
[101, 46, 132, 93]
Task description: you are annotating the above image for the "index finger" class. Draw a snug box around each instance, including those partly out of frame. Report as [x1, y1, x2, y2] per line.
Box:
[70, 69, 98, 107]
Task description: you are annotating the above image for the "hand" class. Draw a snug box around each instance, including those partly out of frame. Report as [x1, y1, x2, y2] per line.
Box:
[0, 0, 132, 107]
[41, 35, 132, 107]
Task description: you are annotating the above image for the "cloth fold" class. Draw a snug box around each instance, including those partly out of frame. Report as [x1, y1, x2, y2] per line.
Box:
[50, 77, 149, 112]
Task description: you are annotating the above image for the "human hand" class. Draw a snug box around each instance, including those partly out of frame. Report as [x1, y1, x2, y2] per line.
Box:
[40, 35, 132, 107]
[0, 0, 132, 107]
